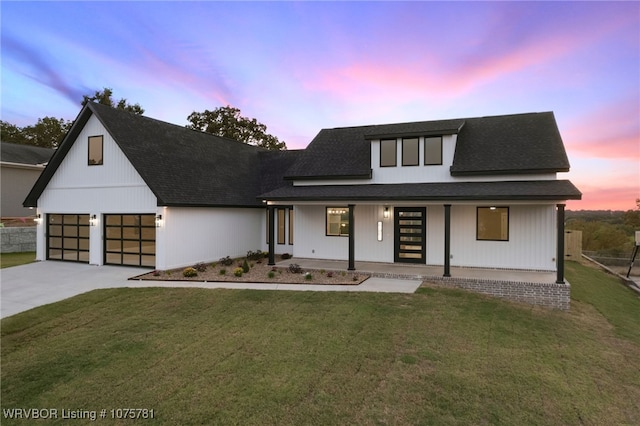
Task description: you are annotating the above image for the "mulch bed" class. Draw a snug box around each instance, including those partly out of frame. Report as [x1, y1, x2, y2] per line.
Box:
[133, 259, 369, 285]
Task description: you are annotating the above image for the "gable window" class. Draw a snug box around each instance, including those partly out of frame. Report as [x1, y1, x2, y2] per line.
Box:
[477, 207, 509, 241]
[326, 207, 350, 236]
[380, 139, 397, 167]
[402, 138, 419, 166]
[424, 136, 442, 165]
[88, 135, 103, 165]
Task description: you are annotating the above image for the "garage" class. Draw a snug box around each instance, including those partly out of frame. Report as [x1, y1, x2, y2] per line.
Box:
[104, 214, 156, 267]
[47, 214, 90, 263]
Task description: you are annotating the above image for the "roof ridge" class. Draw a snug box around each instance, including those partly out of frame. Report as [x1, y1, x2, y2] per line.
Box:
[87, 102, 266, 151]
[321, 111, 554, 131]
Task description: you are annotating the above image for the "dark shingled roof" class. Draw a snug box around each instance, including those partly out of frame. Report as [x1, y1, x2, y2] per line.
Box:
[283, 127, 372, 180]
[284, 111, 570, 179]
[24, 105, 579, 208]
[25, 103, 291, 208]
[1, 142, 54, 165]
[259, 180, 582, 202]
[450, 112, 570, 176]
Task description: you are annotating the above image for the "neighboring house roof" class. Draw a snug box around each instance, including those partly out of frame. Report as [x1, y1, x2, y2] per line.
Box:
[259, 180, 582, 202]
[284, 112, 570, 180]
[24, 103, 296, 208]
[1, 142, 54, 165]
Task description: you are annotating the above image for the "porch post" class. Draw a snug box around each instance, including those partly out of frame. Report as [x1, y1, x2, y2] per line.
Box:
[556, 203, 565, 284]
[348, 204, 355, 271]
[443, 204, 451, 277]
[268, 205, 275, 266]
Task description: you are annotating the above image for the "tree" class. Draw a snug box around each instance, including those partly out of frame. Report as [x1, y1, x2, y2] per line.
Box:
[623, 198, 640, 228]
[186, 106, 286, 150]
[0, 120, 29, 145]
[0, 117, 71, 148]
[82, 87, 144, 115]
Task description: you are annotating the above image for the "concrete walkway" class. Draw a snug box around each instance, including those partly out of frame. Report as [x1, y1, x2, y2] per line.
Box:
[1, 261, 422, 319]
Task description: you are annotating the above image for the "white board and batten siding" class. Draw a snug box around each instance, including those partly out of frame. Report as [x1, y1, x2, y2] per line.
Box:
[293, 204, 557, 271]
[293, 205, 394, 263]
[35, 115, 158, 264]
[158, 207, 263, 271]
[447, 204, 557, 271]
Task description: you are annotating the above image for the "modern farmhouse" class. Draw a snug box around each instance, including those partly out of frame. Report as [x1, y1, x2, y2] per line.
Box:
[24, 102, 581, 304]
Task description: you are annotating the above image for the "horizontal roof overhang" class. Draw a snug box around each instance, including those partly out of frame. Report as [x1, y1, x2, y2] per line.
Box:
[259, 180, 582, 203]
[364, 129, 461, 140]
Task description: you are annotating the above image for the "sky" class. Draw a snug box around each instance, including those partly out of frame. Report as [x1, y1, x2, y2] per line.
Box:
[1, 1, 638, 211]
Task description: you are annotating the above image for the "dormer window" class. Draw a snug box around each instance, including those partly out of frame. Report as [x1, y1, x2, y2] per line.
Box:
[402, 138, 419, 166]
[88, 135, 103, 165]
[424, 136, 442, 165]
[380, 139, 397, 167]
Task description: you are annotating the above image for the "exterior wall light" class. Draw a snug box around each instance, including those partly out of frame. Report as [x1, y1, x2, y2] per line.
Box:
[383, 206, 390, 219]
[34, 214, 42, 224]
[155, 214, 163, 228]
[89, 214, 97, 226]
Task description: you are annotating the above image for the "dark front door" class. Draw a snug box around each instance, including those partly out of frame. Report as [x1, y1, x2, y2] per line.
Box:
[394, 207, 426, 263]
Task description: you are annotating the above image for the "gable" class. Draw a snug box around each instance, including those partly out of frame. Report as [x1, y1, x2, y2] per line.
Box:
[25, 103, 275, 208]
[43, 115, 149, 191]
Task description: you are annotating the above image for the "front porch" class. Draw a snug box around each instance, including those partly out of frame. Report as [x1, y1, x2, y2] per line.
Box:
[276, 258, 569, 310]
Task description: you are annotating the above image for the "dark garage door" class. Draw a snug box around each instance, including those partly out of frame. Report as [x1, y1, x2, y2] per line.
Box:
[47, 214, 90, 263]
[104, 214, 155, 267]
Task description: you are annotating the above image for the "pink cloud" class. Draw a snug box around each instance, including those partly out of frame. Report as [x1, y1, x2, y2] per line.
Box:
[568, 185, 639, 211]
[562, 99, 640, 160]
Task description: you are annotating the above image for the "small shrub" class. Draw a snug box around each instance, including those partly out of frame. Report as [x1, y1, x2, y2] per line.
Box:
[246, 250, 264, 261]
[281, 253, 291, 260]
[271, 266, 278, 272]
[183, 267, 198, 278]
[211, 262, 217, 268]
[288, 263, 302, 274]
[326, 271, 334, 278]
[341, 271, 346, 277]
[353, 275, 359, 282]
[234, 267, 243, 277]
[268, 271, 275, 279]
[193, 262, 207, 272]
[250, 263, 254, 268]
[320, 269, 326, 274]
[152, 270, 161, 277]
[219, 268, 226, 275]
[165, 270, 173, 276]
[219, 256, 233, 266]
[305, 272, 313, 281]
[242, 259, 250, 273]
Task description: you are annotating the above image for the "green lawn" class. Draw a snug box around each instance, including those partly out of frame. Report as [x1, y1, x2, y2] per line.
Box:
[0, 252, 35, 269]
[1, 261, 639, 425]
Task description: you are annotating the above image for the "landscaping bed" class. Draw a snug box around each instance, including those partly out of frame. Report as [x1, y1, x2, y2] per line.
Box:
[134, 253, 369, 285]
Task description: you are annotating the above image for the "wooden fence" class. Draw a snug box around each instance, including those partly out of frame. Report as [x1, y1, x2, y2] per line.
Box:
[564, 230, 582, 261]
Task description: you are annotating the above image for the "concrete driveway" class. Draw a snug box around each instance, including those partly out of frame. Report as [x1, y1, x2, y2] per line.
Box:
[1, 261, 422, 319]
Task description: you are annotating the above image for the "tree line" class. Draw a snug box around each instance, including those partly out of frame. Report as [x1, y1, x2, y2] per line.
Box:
[566, 200, 640, 257]
[1, 88, 286, 150]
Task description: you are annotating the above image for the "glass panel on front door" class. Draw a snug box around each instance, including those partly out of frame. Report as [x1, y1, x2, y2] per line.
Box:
[394, 208, 426, 263]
